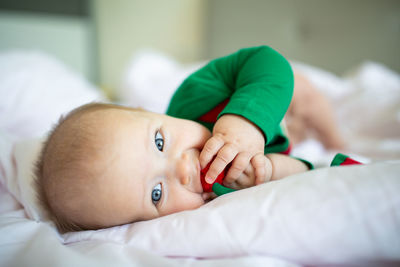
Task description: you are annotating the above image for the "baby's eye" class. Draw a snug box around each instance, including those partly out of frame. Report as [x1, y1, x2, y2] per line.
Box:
[152, 183, 162, 205]
[155, 130, 164, 151]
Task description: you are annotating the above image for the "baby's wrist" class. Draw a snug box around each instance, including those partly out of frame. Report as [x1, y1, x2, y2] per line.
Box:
[264, 155, 273, 182]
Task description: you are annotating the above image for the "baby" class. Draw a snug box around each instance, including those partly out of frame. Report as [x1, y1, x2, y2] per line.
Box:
[35, 46, 333, 233]
[35, 103, 309, 232]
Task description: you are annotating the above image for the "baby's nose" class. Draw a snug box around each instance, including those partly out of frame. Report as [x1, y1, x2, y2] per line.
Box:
[175, 153, 192, 185]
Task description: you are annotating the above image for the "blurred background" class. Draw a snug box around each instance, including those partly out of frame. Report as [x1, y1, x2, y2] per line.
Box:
[0, 0, 399, 96]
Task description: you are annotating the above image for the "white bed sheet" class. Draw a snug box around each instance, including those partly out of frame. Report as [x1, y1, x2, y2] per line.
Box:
[1, 50, 400, 267]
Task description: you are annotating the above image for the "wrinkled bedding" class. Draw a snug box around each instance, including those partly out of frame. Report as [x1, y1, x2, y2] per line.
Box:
[1, 51, 399, 267]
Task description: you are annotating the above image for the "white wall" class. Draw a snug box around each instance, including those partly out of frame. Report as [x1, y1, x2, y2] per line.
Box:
[205, 0, 400, 75]
[0, 11, 95, 80]
[3, 1, 396, 93]
[93, 0, 205, 93]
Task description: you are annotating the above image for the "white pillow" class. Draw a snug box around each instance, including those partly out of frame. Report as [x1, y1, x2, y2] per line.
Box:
[0, 51, 106, 140]
[2, 137, 46, 221]
[120, 50, 204, 113]
[0, 50, 106, 220]
[63, 160, 400, 266]
[5, 135, 399, 265]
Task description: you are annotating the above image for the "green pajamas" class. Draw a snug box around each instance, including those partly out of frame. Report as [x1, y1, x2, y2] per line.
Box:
[166, 46, 294, 154]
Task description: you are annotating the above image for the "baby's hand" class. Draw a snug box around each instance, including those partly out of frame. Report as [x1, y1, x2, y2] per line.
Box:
[223, 160, 271, 190]
[200, 114, 266, 185]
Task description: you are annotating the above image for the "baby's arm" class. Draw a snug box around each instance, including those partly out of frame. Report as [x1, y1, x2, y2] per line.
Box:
[224, 153, 309, 190]
[265, 154, 309, 181]
[167, 46, 295, 184]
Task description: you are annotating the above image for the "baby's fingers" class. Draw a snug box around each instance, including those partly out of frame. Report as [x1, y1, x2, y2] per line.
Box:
[205, 144, 237, 184]
[199, 135, 224, 169]
[224, 152, 251, 184]
[251, 153, 268, 185]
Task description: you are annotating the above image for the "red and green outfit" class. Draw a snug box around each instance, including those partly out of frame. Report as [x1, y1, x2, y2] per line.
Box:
[330, 153, 362, 167]
[167, 46, 293, 154]
[166, 46, 361, 196]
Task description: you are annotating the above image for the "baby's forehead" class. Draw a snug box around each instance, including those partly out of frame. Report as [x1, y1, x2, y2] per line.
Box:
[72, 106, 148, 129]
[63, 105, 160, 167]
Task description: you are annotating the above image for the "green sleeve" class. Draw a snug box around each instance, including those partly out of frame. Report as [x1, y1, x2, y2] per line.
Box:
[166, 45, 294, 148]
[291, 156, 314, 170]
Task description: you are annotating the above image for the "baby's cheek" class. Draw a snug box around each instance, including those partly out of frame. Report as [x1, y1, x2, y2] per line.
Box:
[197, 125, 212, 146]
[163, 194, 205, 215]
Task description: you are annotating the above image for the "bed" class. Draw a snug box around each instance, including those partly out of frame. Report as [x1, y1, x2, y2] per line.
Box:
[1, 50, 399, 267]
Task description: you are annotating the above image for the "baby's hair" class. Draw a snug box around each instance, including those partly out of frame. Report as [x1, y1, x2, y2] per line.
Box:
[34, 102, 142, 233]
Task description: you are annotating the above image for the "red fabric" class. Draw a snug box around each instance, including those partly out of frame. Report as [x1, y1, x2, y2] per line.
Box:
[281, 144, 292, 155]
[198, 99, 230, 123]
[341, 157, 362, 166]
[200, 162, 226, 192]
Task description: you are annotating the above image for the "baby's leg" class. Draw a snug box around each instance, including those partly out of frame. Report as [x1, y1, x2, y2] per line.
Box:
[286, 72, 344, 149]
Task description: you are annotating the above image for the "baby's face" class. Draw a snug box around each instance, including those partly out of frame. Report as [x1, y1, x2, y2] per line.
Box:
[84, 107, 211, 228]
